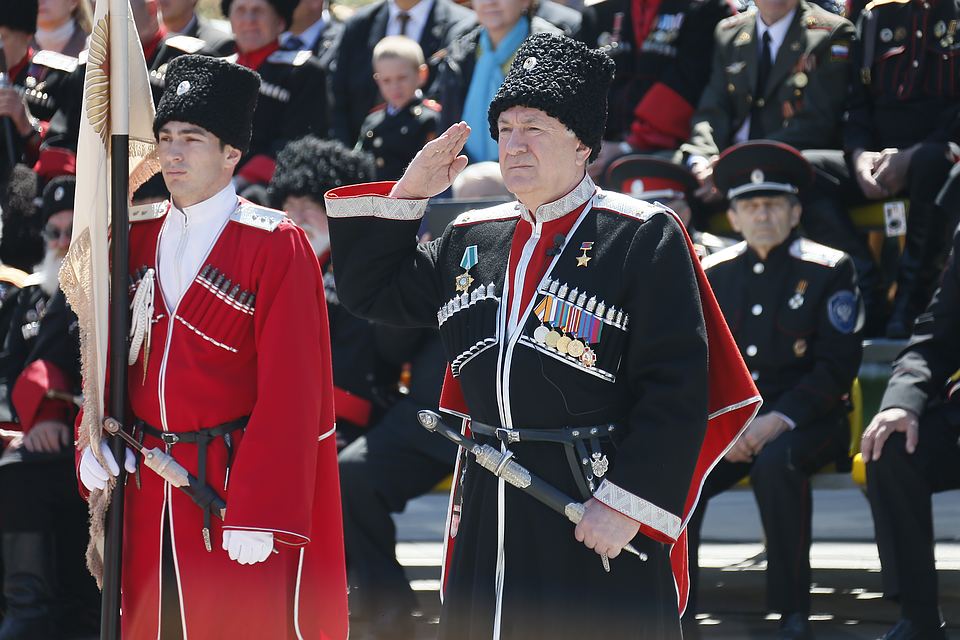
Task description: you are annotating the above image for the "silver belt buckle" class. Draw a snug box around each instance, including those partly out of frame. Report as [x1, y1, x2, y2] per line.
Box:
[494, 428, 520, 444]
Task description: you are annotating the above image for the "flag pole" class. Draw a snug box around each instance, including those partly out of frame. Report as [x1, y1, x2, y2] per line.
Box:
[101, 0, 130, 636]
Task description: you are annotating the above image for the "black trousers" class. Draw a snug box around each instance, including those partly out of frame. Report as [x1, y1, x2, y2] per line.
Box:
[866, 404, 960, 627]
[338, 395, 457, 618]
[685, 414, 848, 617]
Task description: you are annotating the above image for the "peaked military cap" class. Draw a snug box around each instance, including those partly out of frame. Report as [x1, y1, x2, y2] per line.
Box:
[487, 33, 616, 163]
[153, 55, 261, 153]
[221, 0, 298, 28]
[41, 175, 76, 221]
[608, 157, 699, 202]
[713, 141, 814, 200]
[0, 0, 38, 35]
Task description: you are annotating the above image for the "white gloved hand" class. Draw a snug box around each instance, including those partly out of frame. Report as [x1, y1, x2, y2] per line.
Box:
[222, 530, 274, 565]
[79, 442, 137, 492]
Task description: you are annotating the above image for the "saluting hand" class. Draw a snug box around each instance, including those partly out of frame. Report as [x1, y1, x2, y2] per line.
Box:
[391, 122, 471, 200]
[861, 407, 919, 461]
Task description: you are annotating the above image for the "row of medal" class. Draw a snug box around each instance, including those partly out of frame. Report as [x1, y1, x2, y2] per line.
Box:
[530, 278, 629, 372]
[438, 282, 501, 377]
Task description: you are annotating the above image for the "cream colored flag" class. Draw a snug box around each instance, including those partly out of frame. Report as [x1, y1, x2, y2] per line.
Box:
[58, 0, 158, 581]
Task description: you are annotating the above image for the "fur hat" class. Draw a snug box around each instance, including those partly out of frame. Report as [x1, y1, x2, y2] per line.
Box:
[153, 55, 261, 153]
[268, 136, 376, 207]
[221, 0, 298, 29]
[487, 33, 615, 163]
[0, 0, 38, 35]
[41, 175, 76, 221]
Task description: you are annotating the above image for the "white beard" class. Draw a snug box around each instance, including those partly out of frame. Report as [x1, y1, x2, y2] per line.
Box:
[36, 250, 64, 297]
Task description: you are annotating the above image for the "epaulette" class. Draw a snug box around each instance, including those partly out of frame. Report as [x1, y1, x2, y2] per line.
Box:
[422, 99, 442, 112]
[453, 202, 520, 226]
[720, 10, 753, 29]
[22, 272, 46, 288]
[803, 12, 842, 29]
[231, 202, 287, 231]
[0, 264, 29, 289]
[583, 0, 608, 8]
[78, 49, 88, 65]
[701, 241, 747, 270]
[789, 237, 843, 267]
[863, 0, 910, 9]
[223, 53, 239, 64]
[129, 200, 169, 222]
[593, 190, 664, 222]
[31, 49, 79, 73]
[164, 34, 207, 54]
[266, 50, 313, 66]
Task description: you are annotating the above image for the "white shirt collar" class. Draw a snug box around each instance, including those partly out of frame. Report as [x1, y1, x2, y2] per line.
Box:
[170, 182, 238, 227]
[756, 7, 796, 61]
[387, 0, 435, 40]
[281, 12, 329, 49]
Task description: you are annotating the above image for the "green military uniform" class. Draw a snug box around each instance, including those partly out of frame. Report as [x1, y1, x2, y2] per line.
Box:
[356, 97, 441, 181]
[682, 0, 854, 158]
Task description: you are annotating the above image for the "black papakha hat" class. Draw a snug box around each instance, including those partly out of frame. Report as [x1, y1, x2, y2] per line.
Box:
[41, 175, 75, 221]
[221, 0, 298, 29]
[713, 141, 814, 201]
[153, 55, 261, 153]
[487, 33, 615, 163]
[0, 0, 38, 35]
[268, 136, 376, 208]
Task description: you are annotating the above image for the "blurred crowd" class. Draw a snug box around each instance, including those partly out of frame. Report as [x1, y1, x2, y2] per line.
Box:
[0, 0, 957, 638]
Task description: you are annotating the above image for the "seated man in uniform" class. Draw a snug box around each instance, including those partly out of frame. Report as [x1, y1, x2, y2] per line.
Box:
[860, 224, 960, 640]
[688, 141, 864, 640]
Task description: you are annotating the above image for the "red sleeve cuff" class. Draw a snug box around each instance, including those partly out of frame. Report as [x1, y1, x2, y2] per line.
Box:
[12, 360, 72, 432]
[627, 83, 696, 150]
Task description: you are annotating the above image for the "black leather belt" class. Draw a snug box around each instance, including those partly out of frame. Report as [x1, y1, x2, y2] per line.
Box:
[470, 421, 620, 499]
[138, 417, 248, 550]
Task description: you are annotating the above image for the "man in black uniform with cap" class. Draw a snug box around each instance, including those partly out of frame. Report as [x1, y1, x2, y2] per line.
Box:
[860, 224, 960, 639]
[688, 141, 864, 640]
[222, 0, 331, 194]
[325, 32, 761, 640]
[0, 175, 99, 639]
[159, 0, 236, 55]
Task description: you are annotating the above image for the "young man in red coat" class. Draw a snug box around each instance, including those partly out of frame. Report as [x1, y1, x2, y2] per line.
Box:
[76, 55, 347, 639]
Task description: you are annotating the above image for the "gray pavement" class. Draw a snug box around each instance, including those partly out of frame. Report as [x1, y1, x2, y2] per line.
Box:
[388, 488, 960, 639]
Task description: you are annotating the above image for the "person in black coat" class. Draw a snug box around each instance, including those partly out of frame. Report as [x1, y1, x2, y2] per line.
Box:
[860, 224, 960, 640]
[330, 0, 473, 145]
[159, 0, 237, 55]
[280, 0, 344, 72]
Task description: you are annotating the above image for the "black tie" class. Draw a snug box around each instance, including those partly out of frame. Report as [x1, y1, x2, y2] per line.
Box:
[397, 11, 411, 36]
[749, 31, 772, 139]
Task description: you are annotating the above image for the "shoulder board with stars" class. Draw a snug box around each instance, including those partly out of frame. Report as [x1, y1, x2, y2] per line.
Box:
[720, 10, 754, 30]
[129, 200, 170, 223]
[592, 190, 664, 222]
[701, 241, 748, 270]
[231, 202, 288, 231]
[32, 49, 79, 73]
[452, 202, 520, 226]
[266, 50, 313, 66]
[164, 34, 207, 54]
[789, 238, 844, 267]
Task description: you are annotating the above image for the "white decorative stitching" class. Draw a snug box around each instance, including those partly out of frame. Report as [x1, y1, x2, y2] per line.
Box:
[175, 315, 238, 353]
[518, 335, 616, 383]
[593, 478, 681, 541]
[324, 194, 428, 220]
[195, 276, 255, 315]
[525, 174, 597, 224]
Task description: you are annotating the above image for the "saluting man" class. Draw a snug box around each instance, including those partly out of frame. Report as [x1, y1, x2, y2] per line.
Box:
[325, 33, 761, 639]
[75, 55, 347, 639]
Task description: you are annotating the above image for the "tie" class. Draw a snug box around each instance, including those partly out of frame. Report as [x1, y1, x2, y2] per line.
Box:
[397, 11, 411, 36]
[283, 35, 305, 51]
[749, 31, 772, 139]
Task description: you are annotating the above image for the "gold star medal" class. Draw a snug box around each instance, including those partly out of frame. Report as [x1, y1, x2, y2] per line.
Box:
[456, 245, 478, 293]
[577, 241, 594, 267]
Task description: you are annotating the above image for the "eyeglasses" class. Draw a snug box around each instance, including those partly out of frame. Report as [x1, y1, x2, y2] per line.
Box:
[42, 225, 72, 242]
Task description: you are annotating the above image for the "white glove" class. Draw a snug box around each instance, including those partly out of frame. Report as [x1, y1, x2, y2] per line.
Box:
[79, 442, 137, 492]
[222, 530, 274, 565]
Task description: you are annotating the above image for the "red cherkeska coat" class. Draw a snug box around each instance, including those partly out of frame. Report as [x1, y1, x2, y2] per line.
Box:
[112, 199, 346, 639]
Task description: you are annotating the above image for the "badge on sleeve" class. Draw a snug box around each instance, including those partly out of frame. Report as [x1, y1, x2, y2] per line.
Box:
[827, 290, 858, 334]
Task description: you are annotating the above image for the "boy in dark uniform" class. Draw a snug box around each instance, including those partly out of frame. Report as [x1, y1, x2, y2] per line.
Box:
[357, 36, 440, 181]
